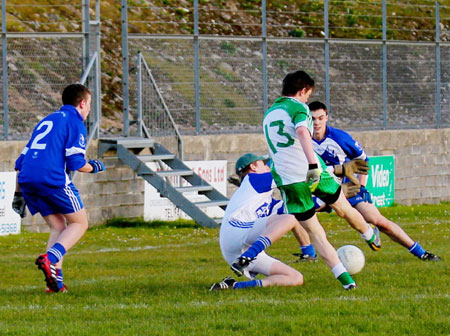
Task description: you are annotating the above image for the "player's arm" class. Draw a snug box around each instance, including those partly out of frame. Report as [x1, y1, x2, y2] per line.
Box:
[296, 126, 320, 191]
[77, 160, 105, 174]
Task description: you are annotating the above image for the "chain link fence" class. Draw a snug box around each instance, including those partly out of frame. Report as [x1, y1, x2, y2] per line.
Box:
[1, 0, 100, 140]
[124, 0, 450, 135]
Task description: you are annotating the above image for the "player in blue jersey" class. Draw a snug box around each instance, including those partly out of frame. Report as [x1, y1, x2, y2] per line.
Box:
[12, 83, 106, 293]
[308, 101, 440, 261]
[210, 153, 304, 291]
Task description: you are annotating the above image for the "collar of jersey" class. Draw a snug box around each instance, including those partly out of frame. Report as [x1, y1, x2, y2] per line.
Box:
[60, 104, 83, 120]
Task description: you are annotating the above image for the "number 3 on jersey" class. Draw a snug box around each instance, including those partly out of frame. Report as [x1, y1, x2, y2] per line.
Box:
[30, 121, 53, 150]
[265, 120, 294, 154]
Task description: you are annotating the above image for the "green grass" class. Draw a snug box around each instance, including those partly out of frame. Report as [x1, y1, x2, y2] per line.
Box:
[0, 203, 449, 335]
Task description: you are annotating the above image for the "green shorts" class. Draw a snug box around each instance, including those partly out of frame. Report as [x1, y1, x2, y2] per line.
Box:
[279, 170, 340, 215]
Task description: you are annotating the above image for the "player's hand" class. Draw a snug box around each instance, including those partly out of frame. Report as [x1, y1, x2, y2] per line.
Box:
[89, 159, 105, 173]
[12, 192, 26, 218]
[341, 182, 361, 198]
[306, 164, 321, 192]
[227, 175, 241, 187]
[334, 159, 369, 185]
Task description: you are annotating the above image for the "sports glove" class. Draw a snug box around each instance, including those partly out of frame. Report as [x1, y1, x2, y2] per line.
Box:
[334, 159, 369, 185]
[12, 192, 26, 218]
[227, 175, 241, 187]
[89, 159, 105, 173]
[341, 182, 361, 198]
[306, 164, 321, 192]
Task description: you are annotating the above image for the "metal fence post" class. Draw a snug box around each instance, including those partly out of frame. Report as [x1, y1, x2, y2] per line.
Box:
[82, 0, 90, 69]
[194, 0, 200, 134]
[324, 0, 330, 115]
[262, 0, 268, 114]
[95, 0, 101, 138]
[137, 51, 142, 137]
[382, 0, 387, 129]
[2, 0, 8, 140]
[435, 1, 441, 128]
[122, 0, 129, 136]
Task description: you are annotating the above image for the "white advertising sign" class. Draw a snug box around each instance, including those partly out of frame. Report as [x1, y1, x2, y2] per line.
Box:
[0, 172, 21, 235]
[144, 161, 227, 221]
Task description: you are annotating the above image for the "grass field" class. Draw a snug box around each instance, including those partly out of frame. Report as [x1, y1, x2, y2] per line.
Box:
[0, 203, 448, 335]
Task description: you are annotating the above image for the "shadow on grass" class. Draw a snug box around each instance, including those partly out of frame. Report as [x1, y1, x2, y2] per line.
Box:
[101, 217, 201, 229]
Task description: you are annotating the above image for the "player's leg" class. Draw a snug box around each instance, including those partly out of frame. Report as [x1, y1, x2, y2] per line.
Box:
[43, 213, 67, 292]
[325, 189, 381, 251]
[291, 222, 317, 261]
[298, 213, 356, 290]
[355, 202, 441, 260]
[231, 214, 296, 276]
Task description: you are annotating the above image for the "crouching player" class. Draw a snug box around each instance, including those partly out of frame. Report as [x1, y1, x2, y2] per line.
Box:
[13, 84, 106, 293]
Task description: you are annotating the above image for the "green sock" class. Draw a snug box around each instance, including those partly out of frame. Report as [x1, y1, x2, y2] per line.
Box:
[337, 272, 355, 286]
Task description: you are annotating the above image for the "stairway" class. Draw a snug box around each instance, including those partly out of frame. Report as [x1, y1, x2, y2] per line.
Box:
[98, 138, 228, 228]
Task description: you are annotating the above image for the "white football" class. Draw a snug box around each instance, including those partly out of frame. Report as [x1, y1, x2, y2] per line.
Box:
[337, 245, 365, 275]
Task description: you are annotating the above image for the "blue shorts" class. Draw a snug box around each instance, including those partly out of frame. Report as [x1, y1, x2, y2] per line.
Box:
[347, 187, 372, 207]
[22, 183, 84, 216]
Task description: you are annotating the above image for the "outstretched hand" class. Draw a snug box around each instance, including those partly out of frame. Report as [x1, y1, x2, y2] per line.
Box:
[334, 159, 369, 185]
[306, 165, 321, 192]
[341, 182, 361, 198]
[12, 192, 26, 218]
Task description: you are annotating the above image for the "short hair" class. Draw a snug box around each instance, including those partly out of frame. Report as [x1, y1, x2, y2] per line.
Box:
[281, 70, 315, 96]
[308, 101, 328, 114]
[62, 83, 91, 106]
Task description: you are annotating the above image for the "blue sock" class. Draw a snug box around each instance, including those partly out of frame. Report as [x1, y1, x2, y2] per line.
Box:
[47, 243, 66, 264]
[241, 236, 272, 260]
[409, 242, 425, 258]
[234, 279, 263, 289]
[301, 244, 317, 258]
[56, 269, 64, 290]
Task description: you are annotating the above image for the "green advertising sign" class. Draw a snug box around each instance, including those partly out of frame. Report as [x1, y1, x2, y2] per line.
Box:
[366, 155, 395, 208]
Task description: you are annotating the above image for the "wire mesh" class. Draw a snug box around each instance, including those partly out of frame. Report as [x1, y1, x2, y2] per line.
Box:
[6, 37, 83, 139]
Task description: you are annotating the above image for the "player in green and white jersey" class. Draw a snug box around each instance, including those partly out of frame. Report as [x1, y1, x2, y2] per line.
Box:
[262, 70, 379, 289]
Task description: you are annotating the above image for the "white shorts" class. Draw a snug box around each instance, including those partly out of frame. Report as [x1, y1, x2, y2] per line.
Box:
[219, 216, 279, 279]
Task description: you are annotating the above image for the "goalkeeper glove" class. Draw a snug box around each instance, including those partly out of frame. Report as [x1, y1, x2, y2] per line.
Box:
[306, 164, 321, 192]
[12, 192, 26, 218]
[227, 175, 241, 187]
[334, 159, 369, 185]
[89, 159, 105, 173]
[341, 182, 361, 198]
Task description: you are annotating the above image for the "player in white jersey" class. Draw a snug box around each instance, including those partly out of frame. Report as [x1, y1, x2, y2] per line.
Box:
[13, 84, 106, 292]
[210, 153, 303, 291]
[309, 101, 440, 261]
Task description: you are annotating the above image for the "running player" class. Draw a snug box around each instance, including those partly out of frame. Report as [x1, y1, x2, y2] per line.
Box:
[261, 70, 376, 289]
[13, 83, 106, 293]
[211, 153, 303, 291]
[309, 100, 441, 261]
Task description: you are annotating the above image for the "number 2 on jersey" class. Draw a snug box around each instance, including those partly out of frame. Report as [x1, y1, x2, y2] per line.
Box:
[265, 120, 294, 154]
[30, 121, 53, 150]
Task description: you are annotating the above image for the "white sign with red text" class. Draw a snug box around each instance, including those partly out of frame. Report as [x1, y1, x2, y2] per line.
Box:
[0, 172, 21, 235]
[144, 161, 227, 221]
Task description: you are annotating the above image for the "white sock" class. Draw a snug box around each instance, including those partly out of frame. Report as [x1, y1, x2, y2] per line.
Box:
[360, 224, 374, 241]
[331, 262, 347, 278]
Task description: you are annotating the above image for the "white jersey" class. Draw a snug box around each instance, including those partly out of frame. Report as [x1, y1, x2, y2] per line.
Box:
[263, 96, 321, 186]
[221, 172, 283, 228]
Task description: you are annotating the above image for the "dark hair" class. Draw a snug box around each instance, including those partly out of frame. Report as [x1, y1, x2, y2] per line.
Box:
[281, 70, 315, 96]
[62, 83, 91, 106]
[308, 101, 328, 114]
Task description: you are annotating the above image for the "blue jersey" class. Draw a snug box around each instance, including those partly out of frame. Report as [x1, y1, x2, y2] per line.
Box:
[15, 105, 87, 195]
[313, 125, 367, 166]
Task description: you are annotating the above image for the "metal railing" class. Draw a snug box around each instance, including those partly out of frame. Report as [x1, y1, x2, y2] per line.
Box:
[136, 51, 184, 159]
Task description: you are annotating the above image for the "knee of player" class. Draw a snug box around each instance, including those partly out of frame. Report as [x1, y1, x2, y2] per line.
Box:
[332, 206, 346, 218]
[292, 271, 304, 286]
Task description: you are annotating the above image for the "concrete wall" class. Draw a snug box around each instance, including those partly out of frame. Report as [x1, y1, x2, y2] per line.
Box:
[2, 128, 449, 232]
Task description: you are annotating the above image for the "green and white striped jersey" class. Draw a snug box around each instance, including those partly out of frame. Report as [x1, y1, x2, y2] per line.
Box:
[263, 96, 321, 186]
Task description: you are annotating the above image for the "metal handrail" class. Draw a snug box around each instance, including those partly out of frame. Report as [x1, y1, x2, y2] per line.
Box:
[137, 51, 184, 160]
